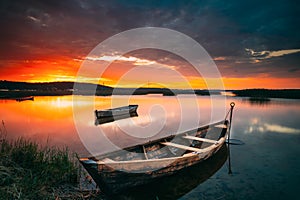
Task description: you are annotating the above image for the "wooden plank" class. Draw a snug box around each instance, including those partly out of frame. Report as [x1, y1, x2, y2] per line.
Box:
[142, 145, 149, 160]
[214, 124, 227, 128]
[161, 142, 205, 153]
[182, 135, 219, 144]
[101, 158, 115, 163]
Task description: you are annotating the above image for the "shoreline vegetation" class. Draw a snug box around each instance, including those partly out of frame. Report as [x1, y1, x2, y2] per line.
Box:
[0, 80, 300, 99]
[0, 122, 104, 200]
[232, 89, 300, 100]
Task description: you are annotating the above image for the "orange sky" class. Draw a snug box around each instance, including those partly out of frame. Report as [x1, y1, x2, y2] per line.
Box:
[1, 56, 299, 90]
[1, 1, 299, 90]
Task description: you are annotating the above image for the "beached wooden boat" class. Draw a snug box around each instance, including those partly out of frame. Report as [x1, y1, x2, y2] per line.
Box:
[112, 143, 228, 199]
[80, 104, 235, 194]
[95, 105, 138, 118]
[81, 103, 235, 194]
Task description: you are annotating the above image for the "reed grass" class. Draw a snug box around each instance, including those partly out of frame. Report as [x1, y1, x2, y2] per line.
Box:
[0, 121, 82, 199]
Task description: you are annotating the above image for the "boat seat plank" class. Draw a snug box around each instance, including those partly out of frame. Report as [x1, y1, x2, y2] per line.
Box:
[182, 136, 219, 144]
[214, 124, 227, 128]
[101, 158, 115, 163]
[161, 142, 205, 153]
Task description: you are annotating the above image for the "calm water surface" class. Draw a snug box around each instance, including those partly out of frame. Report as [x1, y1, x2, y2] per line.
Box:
[1, 95, 299, 199]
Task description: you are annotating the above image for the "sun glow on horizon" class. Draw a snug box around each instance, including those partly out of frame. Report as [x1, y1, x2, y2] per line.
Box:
[4, 75, 299, 90]
[1, 57, 299, 90]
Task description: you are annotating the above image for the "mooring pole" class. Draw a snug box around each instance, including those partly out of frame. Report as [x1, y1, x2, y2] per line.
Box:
[228, 102, 235, 174]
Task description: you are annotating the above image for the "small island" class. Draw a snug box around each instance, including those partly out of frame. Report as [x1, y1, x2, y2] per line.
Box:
[232, 89, 300, 99]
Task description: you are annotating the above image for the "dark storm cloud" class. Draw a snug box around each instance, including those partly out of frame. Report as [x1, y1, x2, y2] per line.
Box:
[0, 0, 299, 77]
[215, 52, 300, 78]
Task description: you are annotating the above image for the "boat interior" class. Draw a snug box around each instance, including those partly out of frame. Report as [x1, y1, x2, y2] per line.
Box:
[88, 120, 228, 163]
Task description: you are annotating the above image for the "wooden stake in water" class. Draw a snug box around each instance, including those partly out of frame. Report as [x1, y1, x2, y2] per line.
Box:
[228, 102, 235, 174]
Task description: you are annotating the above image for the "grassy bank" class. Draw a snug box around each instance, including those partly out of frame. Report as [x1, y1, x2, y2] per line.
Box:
[0, 123, 103, 199]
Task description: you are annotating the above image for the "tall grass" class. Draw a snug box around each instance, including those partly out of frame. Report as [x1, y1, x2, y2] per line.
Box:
[0, 121, 79, 199]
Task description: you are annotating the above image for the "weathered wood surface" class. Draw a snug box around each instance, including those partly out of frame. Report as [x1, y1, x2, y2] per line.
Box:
[95, 105, 138, 118]
[182, 135, 219, 144]
[79, 120, 229, 194]
[160, 142, 206, 153]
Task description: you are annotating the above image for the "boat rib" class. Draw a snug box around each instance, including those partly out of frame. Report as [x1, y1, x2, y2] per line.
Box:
[160, 142, 206, 153]
[142, 145, 149, 160]
[182, 135, 219, 144]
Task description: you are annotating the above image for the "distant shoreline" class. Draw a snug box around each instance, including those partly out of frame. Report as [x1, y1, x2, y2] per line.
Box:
[1, 80, 300, 99]
[231, 89, 300, 99]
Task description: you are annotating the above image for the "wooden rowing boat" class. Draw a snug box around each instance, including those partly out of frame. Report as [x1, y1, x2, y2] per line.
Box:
[95, 112, 138, 125]
[94, 105, 138, 118]
[112, 143, 228, 199]
[16, 96, 34, 102]
[80, 118, 232, 194]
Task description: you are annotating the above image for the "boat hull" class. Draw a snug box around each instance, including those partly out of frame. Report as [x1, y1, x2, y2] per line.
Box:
[111, 144, 228, 199]
[80, 140, 225, 194]
[95, 105, 138, 118]
[80, 120, 228, 194]
[16, 96, 34, 102]
[95, 112, 138, 125]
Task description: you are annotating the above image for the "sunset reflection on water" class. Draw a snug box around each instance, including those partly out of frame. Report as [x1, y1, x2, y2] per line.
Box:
[1, 95, 300, 199]
[0, 95, 227, 155]
[1, 95, 299, 157]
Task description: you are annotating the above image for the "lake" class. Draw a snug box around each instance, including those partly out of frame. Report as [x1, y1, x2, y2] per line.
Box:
[1, 95, 299, 199]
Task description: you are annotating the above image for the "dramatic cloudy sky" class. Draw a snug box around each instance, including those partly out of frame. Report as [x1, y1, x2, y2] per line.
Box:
[0, 0, 299, 89]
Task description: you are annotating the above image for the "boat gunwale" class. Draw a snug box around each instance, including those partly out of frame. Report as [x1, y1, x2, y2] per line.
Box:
[95, 105, 139, 119]
[96, 105, 138, 113]
[90, 137, 226, 165]
[81, 120, 228, 162]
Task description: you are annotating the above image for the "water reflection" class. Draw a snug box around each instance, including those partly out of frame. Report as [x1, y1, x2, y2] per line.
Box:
[73, 95, 227, 156]
[1, 95, 299, 155]
[246, 118, 300, 134]
[0, 95, 226, 156]
[111, 144, 228, 200]
[242, 97, 271, 106]
[0, 95, 300, 199]
[0, 96, 79, 147]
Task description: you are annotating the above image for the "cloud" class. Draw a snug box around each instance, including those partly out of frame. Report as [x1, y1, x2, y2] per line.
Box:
[245, 48, 300, 59]
[27, 15, 40, 23]
[213, 57, 227, 61]
[85, 55, 177, 70]
[0, 0, 299, 84]
[86, 56, 156, 66]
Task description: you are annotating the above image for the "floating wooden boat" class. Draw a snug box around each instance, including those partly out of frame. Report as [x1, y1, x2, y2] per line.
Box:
[16, 96, 34, 102]
[95, 105, 138, 118]
[95, 112, 138, 125]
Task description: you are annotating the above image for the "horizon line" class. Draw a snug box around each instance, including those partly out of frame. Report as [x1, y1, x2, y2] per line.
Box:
[1, 80, 300, 90]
